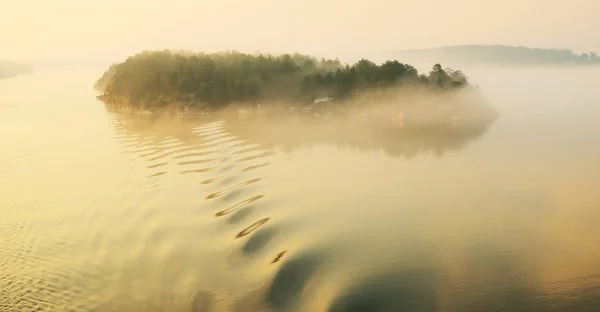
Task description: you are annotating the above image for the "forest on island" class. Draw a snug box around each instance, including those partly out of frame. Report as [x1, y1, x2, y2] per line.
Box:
[95, 50, 469, 110]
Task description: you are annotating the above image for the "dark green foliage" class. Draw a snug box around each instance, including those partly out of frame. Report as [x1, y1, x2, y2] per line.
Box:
[95, 50, 468, 110]
[93, 63, 118, 90]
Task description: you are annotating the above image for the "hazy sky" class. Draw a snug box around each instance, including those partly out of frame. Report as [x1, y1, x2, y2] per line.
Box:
[2, 0, 599, 62]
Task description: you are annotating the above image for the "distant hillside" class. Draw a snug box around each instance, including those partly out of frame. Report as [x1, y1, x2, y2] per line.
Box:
[386, 45, 600, 66]
[0, 60, 33, 79]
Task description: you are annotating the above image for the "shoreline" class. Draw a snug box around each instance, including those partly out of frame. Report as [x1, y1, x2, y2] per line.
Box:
[100, 97, 499, 130]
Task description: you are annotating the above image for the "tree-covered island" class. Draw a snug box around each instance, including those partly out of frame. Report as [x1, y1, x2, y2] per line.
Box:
[95, 50, 495, 126]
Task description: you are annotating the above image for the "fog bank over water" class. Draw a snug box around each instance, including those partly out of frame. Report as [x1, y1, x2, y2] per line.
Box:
[1, 65, 599, 311]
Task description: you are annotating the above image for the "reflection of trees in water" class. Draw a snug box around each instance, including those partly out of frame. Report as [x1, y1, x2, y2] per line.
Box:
[109, 109, 495, 160]
[110, 112, 211, 145]
[223, 113, 494, 159]
[107, 112, 600, 312]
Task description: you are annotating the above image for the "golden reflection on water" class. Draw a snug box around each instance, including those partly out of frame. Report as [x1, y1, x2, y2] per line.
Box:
[1, 70, 600, 311]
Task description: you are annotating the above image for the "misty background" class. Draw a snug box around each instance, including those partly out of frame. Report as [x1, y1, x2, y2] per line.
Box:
[2, 0, 599, 66]
[3, 1, 600, 311]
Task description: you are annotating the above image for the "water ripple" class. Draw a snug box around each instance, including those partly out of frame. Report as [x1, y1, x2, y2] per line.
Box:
[205, 178, 263, 200]
[236, 218, 271, 238]
[215, 195, 265, 217]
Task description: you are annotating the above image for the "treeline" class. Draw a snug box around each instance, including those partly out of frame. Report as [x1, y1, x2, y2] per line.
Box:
[389, 45, 600, 65]
[0, 60, 33, 79]
[95, 50, 469, 110]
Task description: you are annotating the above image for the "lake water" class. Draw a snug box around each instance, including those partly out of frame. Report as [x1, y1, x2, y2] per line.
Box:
[1, 67, 600, 311]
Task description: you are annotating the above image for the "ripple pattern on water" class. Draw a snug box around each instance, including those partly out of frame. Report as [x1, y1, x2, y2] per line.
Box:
[99, 116, 293, 310]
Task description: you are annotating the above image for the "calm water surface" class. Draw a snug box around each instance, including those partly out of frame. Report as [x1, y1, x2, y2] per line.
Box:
[1, 68, 600, 311]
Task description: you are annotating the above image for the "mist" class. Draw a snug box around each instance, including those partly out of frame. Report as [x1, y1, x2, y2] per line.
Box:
[3, 0, 600, 64]
[3, 60, 600, 312]
[3, 0, 600, 310]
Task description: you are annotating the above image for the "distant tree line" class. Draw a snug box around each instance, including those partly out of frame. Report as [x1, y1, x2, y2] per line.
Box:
[390, 45, 600, 65]
[0, 60, 33, 79]
[95, 50, 469, 110]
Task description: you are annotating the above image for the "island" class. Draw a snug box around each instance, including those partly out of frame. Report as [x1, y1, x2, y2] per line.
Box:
[385, 45, 600, 67]
[0, 60, 33, 79]
[95, 50, 497, 128]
